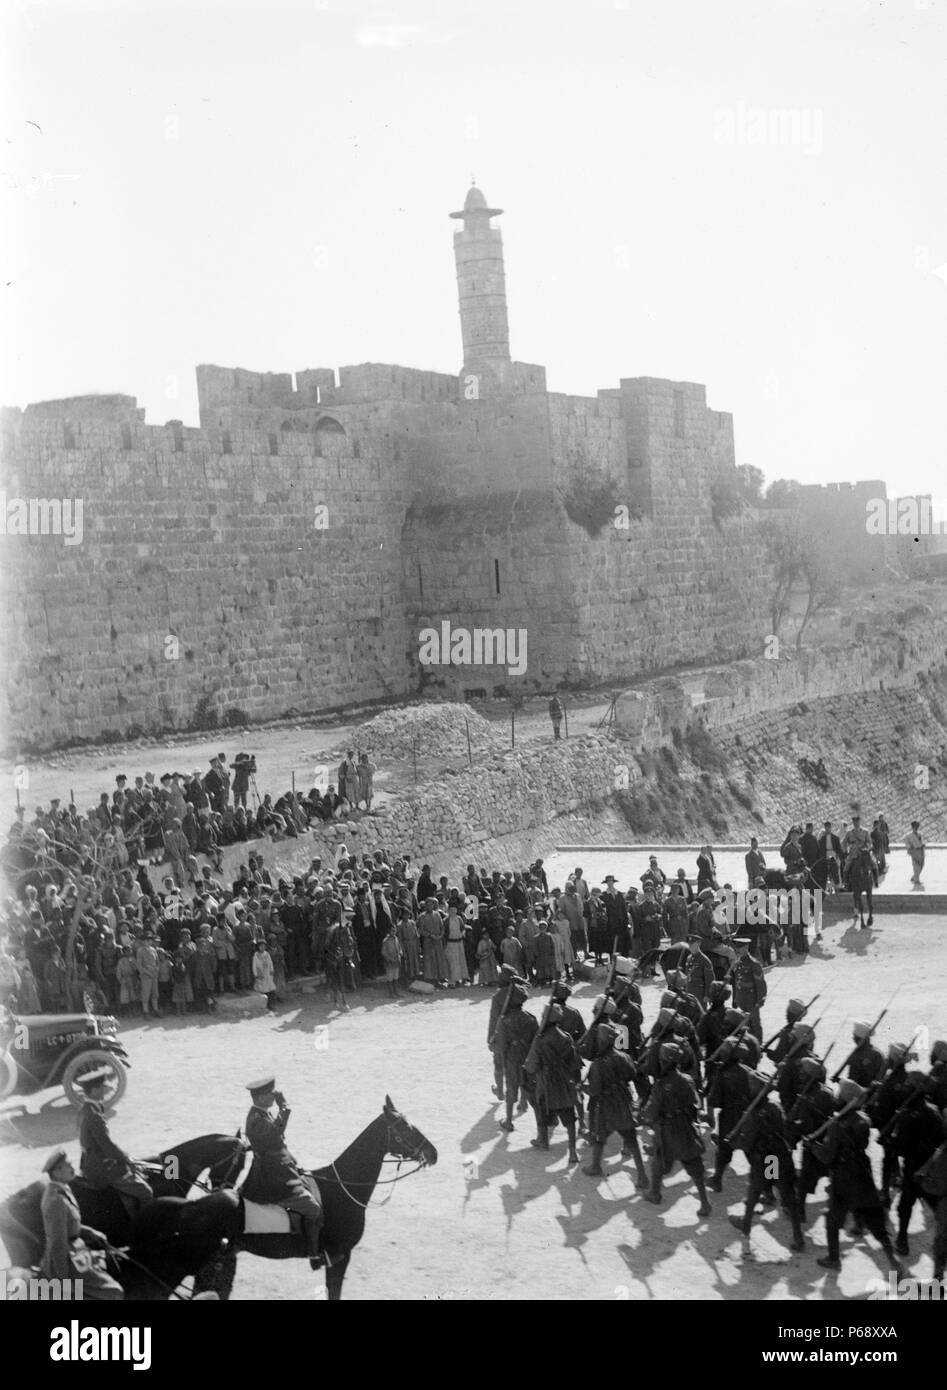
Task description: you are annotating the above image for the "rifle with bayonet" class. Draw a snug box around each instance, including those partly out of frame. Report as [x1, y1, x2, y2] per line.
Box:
[723, 1017, 824, 1147]
[524, 990, 556, 1072]
[578, 938, 619, 1049]
[830, 1006, 888, 1084]
[762, 993, 821, 1055]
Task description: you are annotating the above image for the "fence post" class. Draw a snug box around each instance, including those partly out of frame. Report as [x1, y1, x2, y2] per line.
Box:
[413, 736, 418, 786]
[563, 703, 569, 739]
[511, 705, 515, 750]
[466, 719, 473, 769]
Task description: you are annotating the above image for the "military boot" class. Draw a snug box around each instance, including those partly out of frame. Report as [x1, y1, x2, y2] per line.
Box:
[304, 1214, 325, 1270]
[583, 1144, 604, 1177]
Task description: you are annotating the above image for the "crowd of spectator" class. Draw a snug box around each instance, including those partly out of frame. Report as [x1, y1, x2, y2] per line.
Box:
[0, 747, 925, 1029]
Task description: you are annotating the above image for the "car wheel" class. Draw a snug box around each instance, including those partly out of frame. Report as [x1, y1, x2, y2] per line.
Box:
[0, 1051, 19, 1099]
[61, 1051, 128, 1109]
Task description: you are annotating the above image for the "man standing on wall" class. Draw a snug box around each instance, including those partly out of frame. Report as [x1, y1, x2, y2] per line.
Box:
[548, 693, 564, 740]
[745, 837, 766, 889]
[905, 820, 925, 886]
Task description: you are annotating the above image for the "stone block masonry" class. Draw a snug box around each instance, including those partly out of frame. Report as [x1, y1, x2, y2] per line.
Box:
[0, 185, 892, 752]
[0, 396, 410, 750]
[0, 359, 778, 751]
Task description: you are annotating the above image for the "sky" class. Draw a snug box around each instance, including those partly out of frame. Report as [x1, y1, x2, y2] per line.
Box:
[2, 0, 945, 495]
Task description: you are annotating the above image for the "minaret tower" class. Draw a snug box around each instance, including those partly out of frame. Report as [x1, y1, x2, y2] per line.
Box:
[449, 184, 511, 385]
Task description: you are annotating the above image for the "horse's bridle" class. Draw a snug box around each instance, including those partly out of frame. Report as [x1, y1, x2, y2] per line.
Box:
[325, 1116, 430, 1208]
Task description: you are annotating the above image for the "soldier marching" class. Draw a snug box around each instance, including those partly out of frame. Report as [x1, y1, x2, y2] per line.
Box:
[485, 949, 947, 1283]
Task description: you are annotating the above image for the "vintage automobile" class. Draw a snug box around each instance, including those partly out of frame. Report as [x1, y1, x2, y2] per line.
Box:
[0, 1004, 129, 1107]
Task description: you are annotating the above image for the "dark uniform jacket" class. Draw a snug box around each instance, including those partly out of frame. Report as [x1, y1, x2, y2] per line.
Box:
[487, 984, 513, 1045]
[587, 1049, 637, 1137]
[79, 1099, 135, 1188]
[731, 955, 766, 1013]
[766, 1024, 797, 1066]
[929, 1062, 947, 1111]
[643, 1070, 705, 1164]
[777, 1054, 809, 1114]
[663, 895, 689, 944]
[869, 1064, 910, 1139]
[684, 951, 714, 1005]
[890, 1098, 945, 1165]
[707, 1061, 752, 1136]
[846, 1039, 885, 1088]
[612, 998, 643, 1056]
[787, 1084, 835, 1144]
[556, 1002, 586, 1046]
[526, 1025, 579, 1112]
[670, 989, 704, 1028]
[696, 1004, 730, 1058]
[494, 1008, 538, 1081]
[693, 902, 716, 944]
[740, 1095, 793, 1164]
[812, 1110, 883, 1211]
[243, 1102, 309, 1204]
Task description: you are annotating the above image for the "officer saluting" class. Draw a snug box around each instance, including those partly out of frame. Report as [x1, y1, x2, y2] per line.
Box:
[243, 1077, 328, 1269]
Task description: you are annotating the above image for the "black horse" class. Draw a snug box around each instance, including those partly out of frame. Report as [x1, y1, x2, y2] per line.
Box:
[0, 1133, 246, 1299]
[846, 847, 875, 929]
[657, 941, 734, 984]
[762, 865, 819, 892]
[191, 1095, 437, 1300]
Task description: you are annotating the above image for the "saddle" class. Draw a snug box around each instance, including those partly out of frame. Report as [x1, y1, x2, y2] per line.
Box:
[242, 1201, 299, 1236]
[239, 1174, 326, 1238]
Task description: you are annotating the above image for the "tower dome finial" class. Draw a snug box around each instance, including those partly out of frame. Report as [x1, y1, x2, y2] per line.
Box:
[448, 183, 510, 381]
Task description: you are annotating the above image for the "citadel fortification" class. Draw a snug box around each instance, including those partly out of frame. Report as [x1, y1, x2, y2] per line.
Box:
[1, 187, 890, 753]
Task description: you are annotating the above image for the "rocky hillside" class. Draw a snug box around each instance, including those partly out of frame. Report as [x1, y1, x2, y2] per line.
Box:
[611, 669, 947, 842]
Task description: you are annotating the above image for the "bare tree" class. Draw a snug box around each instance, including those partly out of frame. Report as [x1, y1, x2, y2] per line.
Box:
[795, 543, 841, 650]
[762, 513, 806, 635]
[762, 508, 842, 647]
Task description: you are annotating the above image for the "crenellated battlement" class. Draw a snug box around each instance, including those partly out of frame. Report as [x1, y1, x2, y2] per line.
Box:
[0, 185, 898, 752]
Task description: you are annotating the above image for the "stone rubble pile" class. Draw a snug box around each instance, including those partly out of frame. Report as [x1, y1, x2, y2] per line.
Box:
[329, 702, 504, 763]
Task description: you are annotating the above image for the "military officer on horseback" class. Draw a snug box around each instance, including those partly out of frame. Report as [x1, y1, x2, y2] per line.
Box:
[243, 1076, 328, 1270]
[841, 815, 872, 883]
[77, 1069, 153, 1214]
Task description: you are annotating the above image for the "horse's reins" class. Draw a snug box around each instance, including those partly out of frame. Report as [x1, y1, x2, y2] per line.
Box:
[0, 1204, 204, 1303]
[321, 1122, 430, 1207]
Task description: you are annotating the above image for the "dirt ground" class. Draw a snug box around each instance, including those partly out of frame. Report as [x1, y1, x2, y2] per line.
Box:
[1, 699, 613, 831]
[1, 912, 943, 1301]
